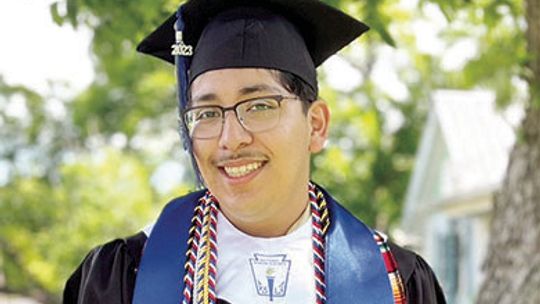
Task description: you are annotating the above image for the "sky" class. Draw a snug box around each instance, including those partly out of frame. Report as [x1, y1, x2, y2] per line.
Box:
[0, 0, 94, 97]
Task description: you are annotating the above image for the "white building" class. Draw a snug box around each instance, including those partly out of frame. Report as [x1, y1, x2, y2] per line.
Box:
[401, 90, 517, 303]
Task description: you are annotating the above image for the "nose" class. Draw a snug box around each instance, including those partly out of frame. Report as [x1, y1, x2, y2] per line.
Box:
[218, 111, 253, 151]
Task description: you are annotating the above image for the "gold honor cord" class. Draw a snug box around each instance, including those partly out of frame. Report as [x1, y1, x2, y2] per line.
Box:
[317, 191, 330, 235]
[195, 203, 212, 304]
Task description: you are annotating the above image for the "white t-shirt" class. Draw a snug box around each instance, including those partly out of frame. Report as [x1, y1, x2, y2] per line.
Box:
[216, 211, 316, 304]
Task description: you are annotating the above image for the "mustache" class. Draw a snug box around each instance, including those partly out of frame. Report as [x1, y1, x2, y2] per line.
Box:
[213, 151, 268, 165]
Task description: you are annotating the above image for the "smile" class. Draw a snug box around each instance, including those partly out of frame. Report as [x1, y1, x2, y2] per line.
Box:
[223, 161, 264, 178]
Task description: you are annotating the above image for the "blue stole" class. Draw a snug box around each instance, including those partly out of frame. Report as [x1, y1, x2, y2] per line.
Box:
[133, 188, 394, 303]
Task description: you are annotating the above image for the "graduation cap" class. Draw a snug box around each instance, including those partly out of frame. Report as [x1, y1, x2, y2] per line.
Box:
[136, 0, 368, 184]
[137, 0, 368, 102]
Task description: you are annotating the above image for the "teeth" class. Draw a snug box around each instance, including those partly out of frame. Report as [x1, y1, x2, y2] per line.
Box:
[224, 162, 263, 177]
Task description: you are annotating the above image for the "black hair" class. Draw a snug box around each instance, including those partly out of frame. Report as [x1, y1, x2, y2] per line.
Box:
[187, 69, 318, 111]
[273, 70, 318, 113]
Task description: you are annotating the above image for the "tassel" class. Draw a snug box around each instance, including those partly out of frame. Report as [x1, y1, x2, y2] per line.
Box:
[173, 5, 204, 187]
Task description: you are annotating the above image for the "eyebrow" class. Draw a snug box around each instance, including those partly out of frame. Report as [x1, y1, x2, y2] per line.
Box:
[191, 84, 283, 105]
[238, 84, 282, 96]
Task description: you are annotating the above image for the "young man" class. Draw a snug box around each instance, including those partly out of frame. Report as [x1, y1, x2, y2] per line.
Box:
[64, 0, 446, 303]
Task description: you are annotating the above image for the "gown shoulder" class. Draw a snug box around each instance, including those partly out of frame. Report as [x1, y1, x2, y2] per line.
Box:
[389, 242, 447, 303]
[63, 232, 146, 304]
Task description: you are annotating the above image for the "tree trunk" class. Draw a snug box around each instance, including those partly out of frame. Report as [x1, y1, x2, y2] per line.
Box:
[476, 0, 540, 303]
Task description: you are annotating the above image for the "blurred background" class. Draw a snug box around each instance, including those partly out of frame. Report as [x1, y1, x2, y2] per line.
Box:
[1, 0, 536, 303]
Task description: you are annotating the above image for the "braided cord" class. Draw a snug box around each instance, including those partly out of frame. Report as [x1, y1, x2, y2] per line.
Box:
[374, 231, 407, 304]
[182, 201, 204, 304]
[181, 193, 218, 304]
[194, 197, 218, 304]
[309, 182, 329, 304]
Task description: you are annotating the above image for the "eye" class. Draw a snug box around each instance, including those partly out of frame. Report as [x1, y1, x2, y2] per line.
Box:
[194, 108, 221, 121]
[246, 98, 278, 112]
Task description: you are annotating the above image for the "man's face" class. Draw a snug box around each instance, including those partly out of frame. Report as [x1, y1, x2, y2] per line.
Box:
[189, 68, 328, 229]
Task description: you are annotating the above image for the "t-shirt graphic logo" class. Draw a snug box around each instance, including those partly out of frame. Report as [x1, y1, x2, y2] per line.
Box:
[249, 253, 291, 301]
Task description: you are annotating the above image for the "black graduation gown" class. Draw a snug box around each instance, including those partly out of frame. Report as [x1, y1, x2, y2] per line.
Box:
[63, 232, 446, 304]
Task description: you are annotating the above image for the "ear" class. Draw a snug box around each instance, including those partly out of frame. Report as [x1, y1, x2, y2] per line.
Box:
[307, 100, 330, 153]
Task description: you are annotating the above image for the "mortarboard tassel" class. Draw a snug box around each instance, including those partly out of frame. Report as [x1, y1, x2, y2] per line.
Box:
[173, 5, 204, 187]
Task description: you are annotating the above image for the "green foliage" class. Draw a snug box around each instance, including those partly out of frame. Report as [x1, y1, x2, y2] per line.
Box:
[0, 77, 47, 147]
[49, 0, 179, 139]
[307, 0, 431, 228]
[429, 0, 526, 107]
[50, 2, 64, 26]
[0, 149, 159, 300]
[312, 78, 425, 228]
[363, 0, 397, 47]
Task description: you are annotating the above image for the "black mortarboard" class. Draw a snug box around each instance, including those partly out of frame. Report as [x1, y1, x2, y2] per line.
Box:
[137, 0, 369, 99]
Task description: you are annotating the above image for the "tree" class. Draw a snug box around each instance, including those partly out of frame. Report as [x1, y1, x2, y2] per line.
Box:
[476, 0, 540, 302]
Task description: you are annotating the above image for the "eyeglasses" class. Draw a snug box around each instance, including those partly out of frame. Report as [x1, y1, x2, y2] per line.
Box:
[182, 95, 298, 139]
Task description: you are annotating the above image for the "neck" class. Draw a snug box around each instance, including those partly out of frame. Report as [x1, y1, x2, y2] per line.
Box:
[220, 195, 310, 237]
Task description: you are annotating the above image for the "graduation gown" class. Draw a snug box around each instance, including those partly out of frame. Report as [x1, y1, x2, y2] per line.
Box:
[63, 190, 446, 304]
